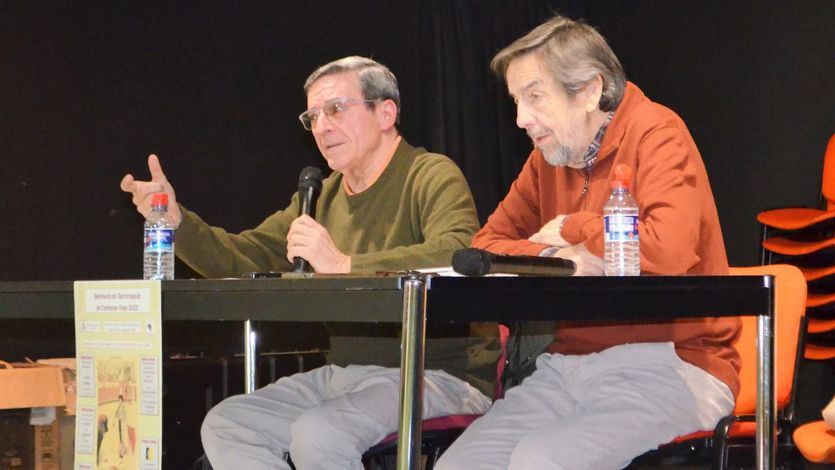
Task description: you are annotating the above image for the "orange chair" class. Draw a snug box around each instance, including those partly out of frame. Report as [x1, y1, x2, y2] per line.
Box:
[631, 264, 808, 469]
[802, 300, 835, 361]
[798, 266, 835, 358]
[757, 136, 835, 362]
[804, 343, 835, 361]
[793, 420, 835, 464]
[758, 134, 835, 263]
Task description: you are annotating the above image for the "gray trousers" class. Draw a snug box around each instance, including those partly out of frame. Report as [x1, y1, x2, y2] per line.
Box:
[436, 342, 735, 470]
[201, 364, 490, 470]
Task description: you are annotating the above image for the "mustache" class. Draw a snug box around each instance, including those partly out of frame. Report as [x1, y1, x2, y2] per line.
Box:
[527, 129, 550, 140]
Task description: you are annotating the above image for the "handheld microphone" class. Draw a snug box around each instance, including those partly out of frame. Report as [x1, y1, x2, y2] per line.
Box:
[452, 248, 576, 277]
[293, 166, 323, 273]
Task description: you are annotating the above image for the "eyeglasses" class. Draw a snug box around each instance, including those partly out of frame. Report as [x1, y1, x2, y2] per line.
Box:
[298, 98, 379, 131]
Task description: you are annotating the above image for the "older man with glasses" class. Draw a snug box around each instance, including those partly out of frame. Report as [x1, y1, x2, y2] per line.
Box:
[120, 56, 497, 470]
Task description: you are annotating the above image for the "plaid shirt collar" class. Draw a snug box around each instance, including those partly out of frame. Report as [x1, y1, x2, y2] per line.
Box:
[582, 111, 614, 170]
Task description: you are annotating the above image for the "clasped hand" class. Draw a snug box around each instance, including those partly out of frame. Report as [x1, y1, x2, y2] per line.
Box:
[530, 215, 603, 276]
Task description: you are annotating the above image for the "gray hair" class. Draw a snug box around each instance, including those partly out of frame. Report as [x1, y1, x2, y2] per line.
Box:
[491, 16, 626, 112]
[304, 56, 401, 125]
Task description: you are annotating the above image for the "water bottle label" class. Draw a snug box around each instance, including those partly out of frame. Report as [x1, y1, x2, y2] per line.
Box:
[604, 214, 639, 242]
[144, 229, 175, 251]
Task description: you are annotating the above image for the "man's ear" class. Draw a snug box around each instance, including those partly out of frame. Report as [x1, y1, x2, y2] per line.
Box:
[583, 75, 604, 113]
[378, 99, 398, 130]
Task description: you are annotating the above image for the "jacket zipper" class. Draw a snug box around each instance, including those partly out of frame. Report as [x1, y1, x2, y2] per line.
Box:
[578, 167, 593, 211]
[581, 168, 590, 196]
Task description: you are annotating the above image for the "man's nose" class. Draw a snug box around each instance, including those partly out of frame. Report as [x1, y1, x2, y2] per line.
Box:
[515, 103, 534, 129]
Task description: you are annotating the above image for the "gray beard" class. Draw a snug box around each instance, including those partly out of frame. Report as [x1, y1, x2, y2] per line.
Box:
[542, 144, 581, 168]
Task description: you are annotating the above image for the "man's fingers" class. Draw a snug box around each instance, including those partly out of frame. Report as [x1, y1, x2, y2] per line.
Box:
[130, 181, 165, 204]
[288, 215, 320, 238]
[120, 174, 135, 192]
[286, 244, 306, 263]
[147, 154, 167, 183]
[294, 214, 316, 226]
[121, 173, 163, 199]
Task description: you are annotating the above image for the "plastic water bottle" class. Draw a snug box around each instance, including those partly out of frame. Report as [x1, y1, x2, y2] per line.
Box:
[143, 193, 175, 280]
[603, 164, 640, 276]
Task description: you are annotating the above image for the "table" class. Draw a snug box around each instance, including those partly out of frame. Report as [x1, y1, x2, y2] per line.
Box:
[0, 274, 776, 469]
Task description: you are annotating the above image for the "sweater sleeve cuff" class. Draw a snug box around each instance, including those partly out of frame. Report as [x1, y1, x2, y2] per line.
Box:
[561, 211, 599, 245]
[175, 204, 201, 240]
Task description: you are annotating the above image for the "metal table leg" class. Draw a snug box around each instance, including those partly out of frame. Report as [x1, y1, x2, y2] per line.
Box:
[245, 319, 258, 394]
[756, 291, 776, 469]
[397, 274, 427, 470]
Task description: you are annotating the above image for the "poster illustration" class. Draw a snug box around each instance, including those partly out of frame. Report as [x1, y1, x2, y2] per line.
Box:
[74, 281, 162, 470]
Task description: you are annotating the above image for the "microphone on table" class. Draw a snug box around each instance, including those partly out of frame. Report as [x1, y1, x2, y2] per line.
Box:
[293, 166, 323, 273]
[452, 248, 576, 277]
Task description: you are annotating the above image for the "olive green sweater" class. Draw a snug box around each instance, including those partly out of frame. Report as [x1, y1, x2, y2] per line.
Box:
[176, 140, 500, 395]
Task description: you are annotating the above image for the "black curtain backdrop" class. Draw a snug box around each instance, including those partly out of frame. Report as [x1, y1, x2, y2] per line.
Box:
[414, 0, 578, 221]
[1, 3, 833, 463]
[1, 0, 834, 281]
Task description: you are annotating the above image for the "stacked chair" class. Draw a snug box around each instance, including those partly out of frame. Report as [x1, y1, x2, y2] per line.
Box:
[757, 134, 835, 467]
[758, 134, 835, 362]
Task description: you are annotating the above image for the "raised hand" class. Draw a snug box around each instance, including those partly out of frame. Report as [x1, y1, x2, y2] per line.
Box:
[120, 154, 182, 226]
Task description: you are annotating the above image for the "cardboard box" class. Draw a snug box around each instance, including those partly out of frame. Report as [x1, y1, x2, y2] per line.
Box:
[34, 360, 76, 416]
[30, 408, 75, 470]
[0, 361, 65, 410]
[0, 411, 76, 470]
[0, 358, 77, 470]
[33, 419, 59, 470]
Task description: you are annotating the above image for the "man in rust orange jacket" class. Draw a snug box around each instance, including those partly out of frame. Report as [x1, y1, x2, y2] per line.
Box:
[436, 15, 741, 470]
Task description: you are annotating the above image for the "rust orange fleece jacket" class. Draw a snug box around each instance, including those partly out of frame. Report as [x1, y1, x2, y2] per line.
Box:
[473, 82, 741, 398]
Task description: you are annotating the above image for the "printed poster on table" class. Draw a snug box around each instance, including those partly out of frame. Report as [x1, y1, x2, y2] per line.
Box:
[74, 280, 162, 470]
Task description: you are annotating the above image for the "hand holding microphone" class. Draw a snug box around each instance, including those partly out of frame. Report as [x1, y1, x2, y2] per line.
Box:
[290, 166, 322, 273]
[286, 167, 351, 273]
